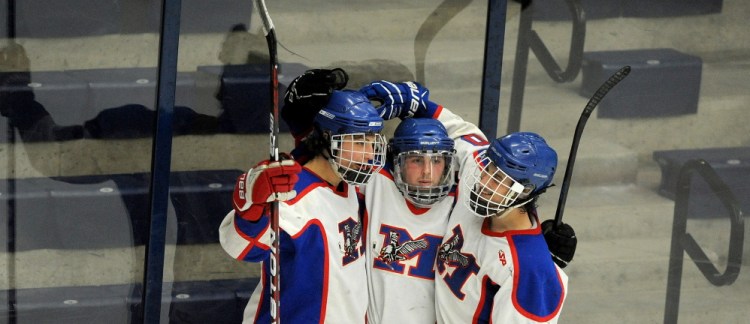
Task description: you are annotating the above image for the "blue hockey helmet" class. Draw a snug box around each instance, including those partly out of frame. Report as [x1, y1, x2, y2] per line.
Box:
[314, 90, 384, 136]
[390, 118, 455, 207]
[389, 118, 454, 156]
[313, 90, 387, 185]
[464, 132, 557, 217]
[487, 132, 557, 194]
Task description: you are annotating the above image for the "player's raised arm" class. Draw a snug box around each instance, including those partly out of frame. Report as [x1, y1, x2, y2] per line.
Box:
[358, 80, 484, 140]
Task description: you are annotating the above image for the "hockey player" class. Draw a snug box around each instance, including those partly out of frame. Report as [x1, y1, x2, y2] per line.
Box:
[218, 89, 387, 323]
[357, 79, 576, 270]
[434, 132, 567, 323]
[279, 70, 478, 323]
[360, 117, 458, 323]
[279, 70, 460, 322]
[359, 80, 571, 323]
[250, 69, 575, 323]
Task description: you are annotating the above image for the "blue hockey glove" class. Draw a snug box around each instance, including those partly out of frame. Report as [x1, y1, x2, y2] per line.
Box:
[358, 81, 438, 120]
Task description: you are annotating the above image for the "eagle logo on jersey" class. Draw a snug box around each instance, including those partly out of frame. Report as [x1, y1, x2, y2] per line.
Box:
[437, 232, 469, 267]
[342, 222, 362, 258]
[437, 226, 480, 299]
[378, 231, 429, 264]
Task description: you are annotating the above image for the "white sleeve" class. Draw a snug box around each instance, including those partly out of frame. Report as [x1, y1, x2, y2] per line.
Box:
[218, 209, 251, 259]
[435, 105, 487, 142]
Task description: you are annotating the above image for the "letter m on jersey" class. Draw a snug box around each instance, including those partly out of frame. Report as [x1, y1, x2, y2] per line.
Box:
[339, 217, 364, 265]
[437, 225, 479, 299]
[374, 225, 442, 279]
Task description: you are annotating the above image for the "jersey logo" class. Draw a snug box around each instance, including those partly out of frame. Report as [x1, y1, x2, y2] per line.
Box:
[374, 225, 442, 279]
[437, 225, 480, 299]
[339, 218, 363, 265]
[378, 231, 429, 264]
[498, 250, 507, 266]
[438, 230, 470, 267]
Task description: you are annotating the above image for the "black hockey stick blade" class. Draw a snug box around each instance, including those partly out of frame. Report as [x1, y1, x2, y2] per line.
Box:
[553, 65, 631, 228]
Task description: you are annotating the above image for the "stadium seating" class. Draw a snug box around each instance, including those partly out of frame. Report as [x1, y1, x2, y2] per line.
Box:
[0, 278, 257, 323]
[0, 169, 242, 251]
[653, 146, 750, 219]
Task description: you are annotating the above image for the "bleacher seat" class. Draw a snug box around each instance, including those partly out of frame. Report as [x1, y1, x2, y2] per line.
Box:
[25, 71, 89, 127]
[0, 169, 242, 252]
[1, 63, 305, 142]
[0, 278, 258, 324]
[3, 0, 254, 38]
[653, 147, 750, 219]
[196, 62, 309, 133]
[10, 0, 121, 38]
[64, 68, 197, 120]
[530, 0, 723, 21]
[580, 48, 702, 119]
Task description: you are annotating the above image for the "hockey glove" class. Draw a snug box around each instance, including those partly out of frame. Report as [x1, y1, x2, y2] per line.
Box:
[358, 80, 439, 120]
[283, 68, 348, 104]
[542, 219, 577, 268]
[233, 154, 302, 222]
[281, 68, 348, 143]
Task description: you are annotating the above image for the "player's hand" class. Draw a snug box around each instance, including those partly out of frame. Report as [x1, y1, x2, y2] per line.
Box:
[282, 68, 348, 142]
[284, 68, 348, 104]
[542, 219, 577, 268]
[358, 80, 435, 120]
[233, 154, 302, 221]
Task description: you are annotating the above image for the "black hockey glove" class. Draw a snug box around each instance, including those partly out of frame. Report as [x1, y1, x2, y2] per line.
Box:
[542, 219, 577, 269]
[283, 68, 348, 105]
[281, 68, 348, 141]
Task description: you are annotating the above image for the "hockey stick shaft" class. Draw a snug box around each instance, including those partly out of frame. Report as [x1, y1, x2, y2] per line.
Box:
[255, 0, 281, 322]
[553, 65, 631, 227]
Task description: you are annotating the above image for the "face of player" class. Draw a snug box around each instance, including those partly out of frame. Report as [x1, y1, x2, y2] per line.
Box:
[465, 152, 528, 217]
[477, 163, 514, 202]
[402, 153, 447, 187]
[330, 132, 386, 185]
[336, 133, 381, 168]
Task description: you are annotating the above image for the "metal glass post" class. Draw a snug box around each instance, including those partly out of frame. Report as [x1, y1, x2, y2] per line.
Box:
[141, 0, 181, 322]
[479, 0, 508, 139]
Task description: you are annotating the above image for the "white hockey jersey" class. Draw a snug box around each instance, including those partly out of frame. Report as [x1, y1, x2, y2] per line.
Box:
[219, 167, 368, 324]
[434, 106, 568, 323]
[434, 130, 491, 324]
[362, 104, 486, 324]
[475, 215, 568, 323]
[362, 168, 456, 324]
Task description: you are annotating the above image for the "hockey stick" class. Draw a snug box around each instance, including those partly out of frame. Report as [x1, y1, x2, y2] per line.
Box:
[255, 0, 281, 322]
[553, 65, 631, 228]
